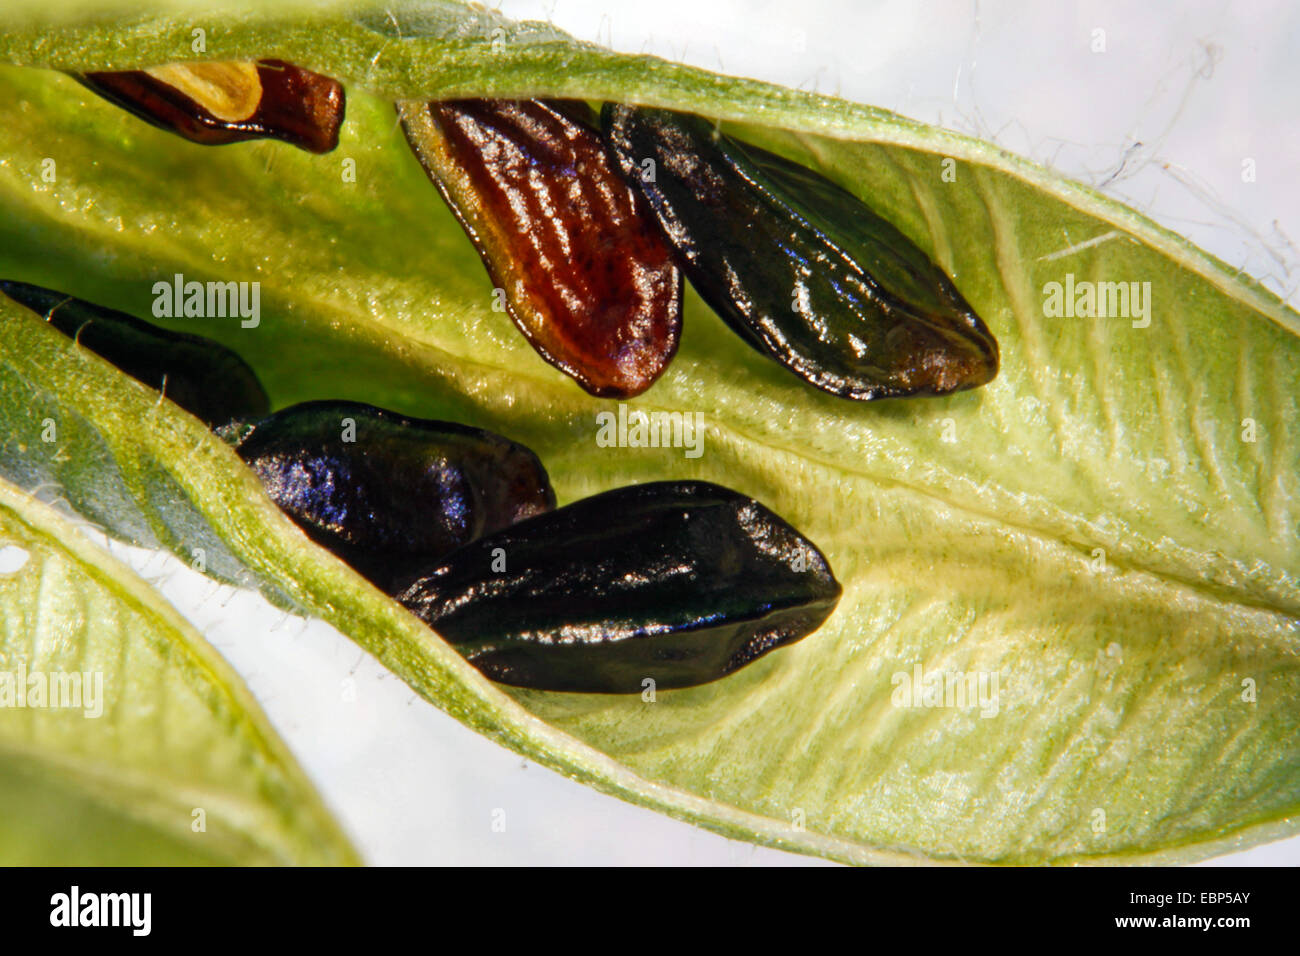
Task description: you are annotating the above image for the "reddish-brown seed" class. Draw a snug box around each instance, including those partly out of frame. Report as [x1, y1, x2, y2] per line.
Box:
[80, 59, 345, 153]
[398, 99, 683, 398]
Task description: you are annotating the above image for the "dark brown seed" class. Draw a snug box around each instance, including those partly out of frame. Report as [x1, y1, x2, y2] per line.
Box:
[397, 98, 682, 398]
[601, 104, 999, 400]
[396, 480, 841, 693]
[79, 59, 345, 153]
[0, 279, 268, 426]
[219, 400, 556, 592]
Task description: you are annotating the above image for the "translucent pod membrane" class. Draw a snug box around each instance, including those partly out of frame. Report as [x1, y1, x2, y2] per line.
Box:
[398, 98, 682, 398]
[79, 60, 345, 153]
[397, 480, 842, 693]
[219, 400, 555, 593]
[602, 104, 999, 401]
[0, 279, 269, 426]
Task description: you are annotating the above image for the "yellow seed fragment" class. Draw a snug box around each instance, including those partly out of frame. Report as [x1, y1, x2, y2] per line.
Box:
[143, 61, 262, 123]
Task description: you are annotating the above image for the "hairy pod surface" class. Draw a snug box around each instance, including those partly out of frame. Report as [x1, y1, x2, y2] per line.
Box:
[395, 480, 841, 693]
[221, 400, 555, 592]
[1, 279, 269, 425]
[397, 98, 682, 398]
[601, 104, 1000, 400]
[79, 59, 345, 153]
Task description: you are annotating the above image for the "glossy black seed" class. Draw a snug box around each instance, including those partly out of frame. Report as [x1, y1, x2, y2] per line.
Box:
[395, 480, 841, 693]
[601, 104, 1000, 400]
[0, 279, 269, 426]
[221, 400, 556, 591]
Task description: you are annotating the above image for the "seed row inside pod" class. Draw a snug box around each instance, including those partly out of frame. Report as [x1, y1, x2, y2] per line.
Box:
[2, 282, 841, 694]
[75, 60, 999, 399]
[398, 96, 999, 400]
[21, 63, 1004, 693]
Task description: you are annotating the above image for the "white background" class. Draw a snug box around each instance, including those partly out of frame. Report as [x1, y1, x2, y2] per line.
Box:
[107, 0, 1300, 865]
